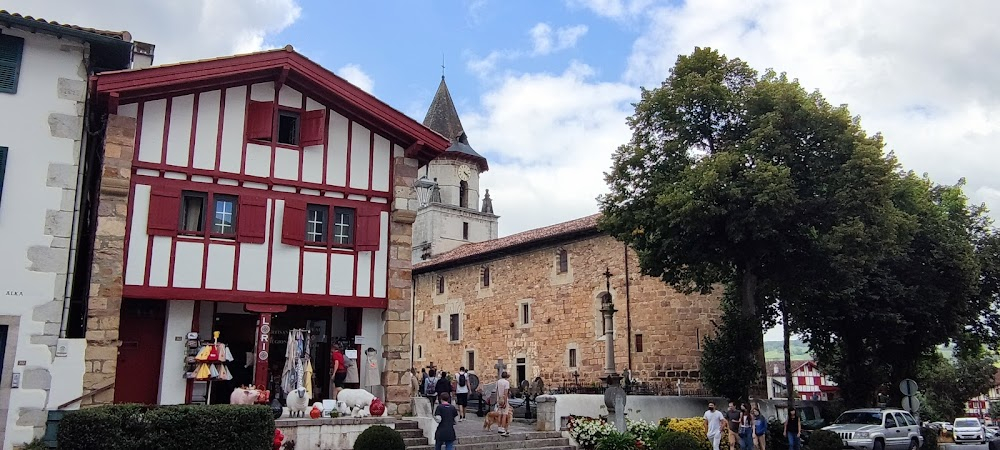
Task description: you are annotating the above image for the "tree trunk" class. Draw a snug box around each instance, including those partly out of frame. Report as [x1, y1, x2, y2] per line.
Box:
[783, 299, 796, 411]
[740, 266, 766, 398]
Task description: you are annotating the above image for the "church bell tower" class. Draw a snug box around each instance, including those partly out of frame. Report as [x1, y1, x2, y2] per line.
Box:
[411, 76, 499, 263]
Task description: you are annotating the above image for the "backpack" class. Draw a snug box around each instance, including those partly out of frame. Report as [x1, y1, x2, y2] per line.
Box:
[424, 376, 436, 394]
[458, 373, 467, 387]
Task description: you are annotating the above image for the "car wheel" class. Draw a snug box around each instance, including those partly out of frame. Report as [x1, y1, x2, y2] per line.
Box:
[908, 438, 919, 450]
[873, 439, 884, 450]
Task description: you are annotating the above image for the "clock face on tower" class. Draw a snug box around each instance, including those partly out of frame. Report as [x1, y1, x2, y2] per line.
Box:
[458, 165, 472, 181]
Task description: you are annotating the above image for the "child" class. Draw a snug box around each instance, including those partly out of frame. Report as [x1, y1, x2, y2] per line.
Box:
[434, 392, 459, 450]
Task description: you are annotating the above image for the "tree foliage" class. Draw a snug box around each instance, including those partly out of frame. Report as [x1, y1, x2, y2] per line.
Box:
[601, 46, 1000, 406]
[700, 289, 761, 403]
[915, 352, 995, 421]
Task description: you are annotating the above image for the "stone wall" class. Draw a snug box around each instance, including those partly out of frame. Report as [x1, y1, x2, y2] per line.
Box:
[413, 233, 721, 391]
[80, 114, 135, 405]
[383, 155, 420, 415]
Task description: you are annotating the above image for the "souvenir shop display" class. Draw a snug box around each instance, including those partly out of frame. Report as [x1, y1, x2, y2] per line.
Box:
[190, 331, 235, 404]
[363, 347, 380, 393]
[280, 329, 316, 404]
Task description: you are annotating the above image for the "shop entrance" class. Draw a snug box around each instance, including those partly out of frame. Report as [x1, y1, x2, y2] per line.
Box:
[208, 312, 257, 405]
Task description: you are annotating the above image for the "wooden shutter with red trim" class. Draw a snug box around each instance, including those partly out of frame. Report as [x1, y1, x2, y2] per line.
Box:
[237, 196, 267, 244]
[299, 109, 327, 147]
[355, 206, 381, 252]
[246, 101, 274, 140]
[147, 185, 180, 236]
[281, 200, 306, 246]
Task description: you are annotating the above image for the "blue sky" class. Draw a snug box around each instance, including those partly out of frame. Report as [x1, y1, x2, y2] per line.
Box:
[7, 0, 1000, 341]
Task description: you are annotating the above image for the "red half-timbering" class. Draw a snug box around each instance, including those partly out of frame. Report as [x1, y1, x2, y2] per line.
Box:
[94, 49, 448, 309]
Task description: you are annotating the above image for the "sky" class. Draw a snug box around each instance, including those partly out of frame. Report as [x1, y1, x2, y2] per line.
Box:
[7, 0, 1000, 340]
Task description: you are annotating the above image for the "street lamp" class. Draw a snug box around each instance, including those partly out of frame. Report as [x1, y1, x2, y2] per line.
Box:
[414, 175, 438, 207]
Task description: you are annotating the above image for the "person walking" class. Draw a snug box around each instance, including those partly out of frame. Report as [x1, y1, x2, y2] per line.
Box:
[434, 392, 459, 450]
[455, 367, 470, 421]
[496, 371, 512, 437]
[784, 409, 802, 450]
[753, 408, 767, 450]
[436, 371, 453, 406]
[424, 369, 439, 405]
[420, 368, 428, 395]
[739, 403, 754, 450]
[704, 401, 726, 450]
[726, 402, 742, 450]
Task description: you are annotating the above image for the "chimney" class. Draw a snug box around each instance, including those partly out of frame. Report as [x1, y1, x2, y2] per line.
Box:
[131, 41, 155, 69]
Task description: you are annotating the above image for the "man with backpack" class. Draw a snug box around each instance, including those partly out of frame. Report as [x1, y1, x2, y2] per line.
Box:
[455, 367, 470, 422]
[424, 369, 439, 405]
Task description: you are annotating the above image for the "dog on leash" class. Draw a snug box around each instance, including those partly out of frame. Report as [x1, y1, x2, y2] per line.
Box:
[482, 409, 514, 431]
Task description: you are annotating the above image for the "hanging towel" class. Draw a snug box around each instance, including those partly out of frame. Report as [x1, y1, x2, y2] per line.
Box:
[281, 331, 297, 394]
[364, 353, 380, 388]
[195, 363, 211, 380]
[304, 359, 314, 399]
[195, 345, 212, 362]
[345, 357, 360, 384]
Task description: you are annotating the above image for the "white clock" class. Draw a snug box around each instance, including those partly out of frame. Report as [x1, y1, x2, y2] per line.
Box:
[458, 165, 472, 181]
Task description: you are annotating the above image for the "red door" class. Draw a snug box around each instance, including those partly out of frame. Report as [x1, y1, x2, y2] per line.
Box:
[114, 299, 166, 404]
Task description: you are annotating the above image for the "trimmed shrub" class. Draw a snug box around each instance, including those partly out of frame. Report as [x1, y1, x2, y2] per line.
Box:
[353, 425, 404, 450]
[653, 429, 703, 450]
[597, 430, 641, 450]
[768, 419, 790, 450]
[806, 430, 841, 450]
[58, 404, 274, 450]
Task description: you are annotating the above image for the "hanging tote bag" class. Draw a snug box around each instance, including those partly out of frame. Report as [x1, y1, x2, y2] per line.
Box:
[194, 363, 211, 380]
[195, 345, 212, 362]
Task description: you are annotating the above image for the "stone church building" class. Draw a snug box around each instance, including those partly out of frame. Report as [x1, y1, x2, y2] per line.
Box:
[410, 79, 721, 392]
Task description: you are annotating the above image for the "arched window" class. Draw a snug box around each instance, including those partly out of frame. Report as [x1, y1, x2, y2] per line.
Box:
[459, 180, 469, 208]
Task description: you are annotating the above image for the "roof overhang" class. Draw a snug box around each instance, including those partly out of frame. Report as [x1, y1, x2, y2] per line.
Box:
[0, 12, 133, 71]
[93, 47, 450, 164]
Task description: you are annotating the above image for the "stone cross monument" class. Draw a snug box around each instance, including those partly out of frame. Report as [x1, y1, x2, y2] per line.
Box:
[601, 268, 626, 432]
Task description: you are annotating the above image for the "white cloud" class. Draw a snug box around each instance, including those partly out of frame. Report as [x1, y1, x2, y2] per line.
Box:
[464, 62, 637, 235]
[566, 0, 653, 19]
[620, 0, 1000, 218]
[336, 64, 375, 94]
[530, 23, 589, 55]
[1, 0, 301, 64]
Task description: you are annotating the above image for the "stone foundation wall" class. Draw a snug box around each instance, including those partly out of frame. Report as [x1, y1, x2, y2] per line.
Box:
[80, 114, 135, 405]
[413, 234, 722, 391]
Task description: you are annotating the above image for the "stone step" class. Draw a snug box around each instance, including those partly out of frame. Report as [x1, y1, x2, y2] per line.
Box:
[458, 431, 564, 444]
[404, 437, 429, 446]
[407, 438, 572, 450]
[407, 444, 573, 450]
[398, 429, 424, 438]
[396, 420, 421, 430]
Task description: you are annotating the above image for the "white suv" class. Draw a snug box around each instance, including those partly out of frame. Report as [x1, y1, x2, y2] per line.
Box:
[822, 408, 922, 450]
[953, 417, 985, 444]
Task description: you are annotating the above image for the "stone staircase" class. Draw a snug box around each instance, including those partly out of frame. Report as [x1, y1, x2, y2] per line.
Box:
[395, 420, 430, 448]
[405, 429, 575, 450]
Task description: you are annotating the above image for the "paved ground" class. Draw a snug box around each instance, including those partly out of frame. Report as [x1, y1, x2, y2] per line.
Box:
[941, 443, 989, 450]
[453, 413, 536, 437]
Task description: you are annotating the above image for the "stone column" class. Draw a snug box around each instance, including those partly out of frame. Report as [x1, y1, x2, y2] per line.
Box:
[383, 155, 419, 415]
[80, 114, 135, 406]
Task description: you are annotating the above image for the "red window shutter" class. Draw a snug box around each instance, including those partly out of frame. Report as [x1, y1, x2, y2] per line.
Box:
[246, 100, 274, 140]
[299, 109, 327, 147]
[281, 199, 306, 246]
[147, 185, 180, 236]
[355, 206, 382, 251]
[237, 196, 267, 244]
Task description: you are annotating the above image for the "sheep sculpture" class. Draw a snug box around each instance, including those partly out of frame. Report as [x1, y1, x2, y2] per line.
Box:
[336, 388, 378, 417]
[285, 386, 311, 418]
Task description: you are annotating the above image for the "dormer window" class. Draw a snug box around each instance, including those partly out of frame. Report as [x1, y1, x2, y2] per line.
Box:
[246, 101, 326, 148]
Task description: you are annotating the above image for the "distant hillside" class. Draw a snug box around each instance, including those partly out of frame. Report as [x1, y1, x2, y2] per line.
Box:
[764, 339, 812, 361]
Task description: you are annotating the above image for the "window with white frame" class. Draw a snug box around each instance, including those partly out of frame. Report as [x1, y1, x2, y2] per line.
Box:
[332, 207, 354, 245]
[306, 204, 328, 243]
[212, 195, 237, 235]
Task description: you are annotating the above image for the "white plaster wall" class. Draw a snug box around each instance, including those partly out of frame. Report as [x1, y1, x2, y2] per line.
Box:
[348, 123, 371, 190]
[44, 339, 85, 410]
[158, 301, 195, 405]
[0, 26, 91, 449]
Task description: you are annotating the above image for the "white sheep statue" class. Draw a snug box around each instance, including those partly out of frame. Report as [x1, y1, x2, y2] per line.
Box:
[286, 386, 311, 418]
[336, 388, 376, 417]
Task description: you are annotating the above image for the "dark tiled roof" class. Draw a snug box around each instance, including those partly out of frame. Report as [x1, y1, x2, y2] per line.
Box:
[414, 213, 601, 273]
[423, 77, 465, 142]
[0, 10, 130, 41]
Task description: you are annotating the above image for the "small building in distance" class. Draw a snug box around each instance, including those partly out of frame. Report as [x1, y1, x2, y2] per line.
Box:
[766, 360, 839, 401]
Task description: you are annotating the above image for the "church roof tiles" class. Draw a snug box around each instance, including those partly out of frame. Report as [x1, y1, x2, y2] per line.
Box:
[414, 213, 601, 273]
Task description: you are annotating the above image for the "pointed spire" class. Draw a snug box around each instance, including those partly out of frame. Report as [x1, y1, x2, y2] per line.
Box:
[423, 77, 467, 144]
[481, 189, 494, 214]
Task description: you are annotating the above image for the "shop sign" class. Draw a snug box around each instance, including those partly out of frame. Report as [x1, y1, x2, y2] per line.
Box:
[258, 315, 271, 361]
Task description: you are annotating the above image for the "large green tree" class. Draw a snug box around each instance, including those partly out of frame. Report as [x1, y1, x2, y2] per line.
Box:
[601, 47, 999, 406]
[915, 351, 995, 421]
[600, 48, 901, 397]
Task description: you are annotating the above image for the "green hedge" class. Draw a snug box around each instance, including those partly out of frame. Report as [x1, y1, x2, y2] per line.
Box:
[57, 404, 275, 450]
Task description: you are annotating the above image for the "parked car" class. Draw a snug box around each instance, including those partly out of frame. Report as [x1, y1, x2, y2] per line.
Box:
[822, 408, 923, 450]
[953, 418, 986, 444]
